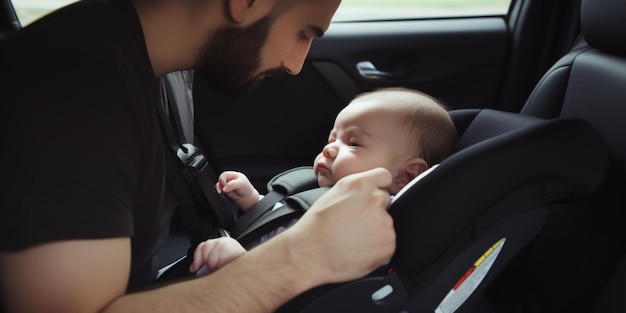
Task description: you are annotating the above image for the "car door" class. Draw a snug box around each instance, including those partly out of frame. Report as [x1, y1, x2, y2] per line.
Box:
[192, 0, 581, 193]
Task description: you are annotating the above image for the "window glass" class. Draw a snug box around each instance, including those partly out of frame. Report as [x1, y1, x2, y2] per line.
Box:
[12, 0, 77, 26]
[12, 0, 512, 26]
[333, 0, 511, 22]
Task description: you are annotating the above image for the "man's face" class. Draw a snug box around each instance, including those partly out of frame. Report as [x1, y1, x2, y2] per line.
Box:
[196, 0, 340, 98]
[196, 14, 281, 98]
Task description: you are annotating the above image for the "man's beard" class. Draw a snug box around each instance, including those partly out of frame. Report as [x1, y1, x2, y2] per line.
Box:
[196, 14, 283, 98]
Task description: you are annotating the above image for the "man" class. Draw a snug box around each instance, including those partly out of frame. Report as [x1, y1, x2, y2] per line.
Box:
[0, 0, 395, 312]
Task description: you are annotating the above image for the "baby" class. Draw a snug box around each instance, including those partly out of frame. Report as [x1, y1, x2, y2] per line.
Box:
[189, 87, 457, 274]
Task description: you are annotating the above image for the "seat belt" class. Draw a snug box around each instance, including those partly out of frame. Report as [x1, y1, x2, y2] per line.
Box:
[157, 75, 239, 242]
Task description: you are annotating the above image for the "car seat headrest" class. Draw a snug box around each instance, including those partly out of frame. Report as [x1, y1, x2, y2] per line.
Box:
[389, 109, 609, 276]
[581, 0, 626, 55]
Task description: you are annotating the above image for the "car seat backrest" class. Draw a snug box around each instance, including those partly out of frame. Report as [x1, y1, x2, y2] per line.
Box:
[0, 0, 20, 40]
[520, 0, 626, 121]
[563, 0, 626, 311]
[514, 0, 626, 311]
[557, 0, 626, 179]
[522, 0, 626, 171]
[519, 37, 591, 119]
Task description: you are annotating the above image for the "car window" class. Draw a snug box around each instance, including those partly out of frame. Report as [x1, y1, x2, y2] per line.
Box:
[334, 0, 512, 22]
[12, 0, 78, 26]
[12, 0, 511, 26]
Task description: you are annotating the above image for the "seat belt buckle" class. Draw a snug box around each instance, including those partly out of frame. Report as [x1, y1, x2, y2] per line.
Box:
[176, 143, 208, 178]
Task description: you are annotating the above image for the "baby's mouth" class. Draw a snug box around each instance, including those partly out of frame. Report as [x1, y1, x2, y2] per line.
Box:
[315, 162, 329, 176]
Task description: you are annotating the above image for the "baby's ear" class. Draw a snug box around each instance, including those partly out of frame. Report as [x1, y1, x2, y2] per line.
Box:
[398, 158, 428, 185]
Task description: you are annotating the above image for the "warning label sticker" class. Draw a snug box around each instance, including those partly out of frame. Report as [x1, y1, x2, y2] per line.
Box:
[435, 238, 506, 313]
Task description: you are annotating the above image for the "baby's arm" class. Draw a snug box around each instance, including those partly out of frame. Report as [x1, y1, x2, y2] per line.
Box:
[215, 171, 262, 211]
[189, 237, 247, 275]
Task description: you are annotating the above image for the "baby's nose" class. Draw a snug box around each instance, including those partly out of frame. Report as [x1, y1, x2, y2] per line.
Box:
[322, 144, 337, 159]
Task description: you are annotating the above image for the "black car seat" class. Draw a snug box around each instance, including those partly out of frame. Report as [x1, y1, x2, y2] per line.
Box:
[518, 36, 591, 119]
[503, 0, 626, 311]
[592, 254, 626, 313]
[0, 0, 19, 42]
[276, 108, 609, 313]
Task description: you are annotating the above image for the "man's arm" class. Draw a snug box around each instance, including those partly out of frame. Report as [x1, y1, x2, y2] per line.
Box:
[1, 168, 395, 313]
[0, 239, 131, 313]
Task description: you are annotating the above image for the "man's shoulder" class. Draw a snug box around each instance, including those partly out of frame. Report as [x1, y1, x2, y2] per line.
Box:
[4, 0, 140, 58]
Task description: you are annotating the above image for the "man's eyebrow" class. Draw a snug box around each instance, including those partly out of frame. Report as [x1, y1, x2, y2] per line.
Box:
[307, 25, 325, 38]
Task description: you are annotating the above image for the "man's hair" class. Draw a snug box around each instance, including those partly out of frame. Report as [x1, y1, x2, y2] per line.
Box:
[354, 87, 458, 166]
[270, 0, 320, 17]
[147, 0, 317, 18]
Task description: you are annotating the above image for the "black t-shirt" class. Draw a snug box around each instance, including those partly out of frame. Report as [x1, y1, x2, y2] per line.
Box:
[0, 0, 175, 290]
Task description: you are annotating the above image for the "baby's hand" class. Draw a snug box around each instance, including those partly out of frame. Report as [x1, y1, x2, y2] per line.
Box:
[189, 237, 247, 275]
[215, 171, 260, 211]
[215, 171, 251, 197]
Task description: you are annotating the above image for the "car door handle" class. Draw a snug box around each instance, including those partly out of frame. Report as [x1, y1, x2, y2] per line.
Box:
[356, 61, 412, 80]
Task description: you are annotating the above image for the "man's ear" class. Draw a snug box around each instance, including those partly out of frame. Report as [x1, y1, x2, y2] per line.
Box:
[394, 157, 428, 186]
[226, 0, 256, 23]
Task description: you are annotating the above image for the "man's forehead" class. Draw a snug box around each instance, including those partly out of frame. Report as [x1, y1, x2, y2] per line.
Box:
[280, 0, 339, 33]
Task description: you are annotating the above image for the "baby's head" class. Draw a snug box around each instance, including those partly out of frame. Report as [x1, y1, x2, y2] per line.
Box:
[314, 87, 457, 194]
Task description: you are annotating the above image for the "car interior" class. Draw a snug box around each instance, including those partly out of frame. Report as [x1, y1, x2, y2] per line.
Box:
[1, 0, 624, 312]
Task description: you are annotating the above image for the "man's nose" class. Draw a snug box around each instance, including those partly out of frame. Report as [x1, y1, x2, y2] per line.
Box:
[281, 43, 310, 75]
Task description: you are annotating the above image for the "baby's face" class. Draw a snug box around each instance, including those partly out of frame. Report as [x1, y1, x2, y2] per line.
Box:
[313, 99, 407, 187]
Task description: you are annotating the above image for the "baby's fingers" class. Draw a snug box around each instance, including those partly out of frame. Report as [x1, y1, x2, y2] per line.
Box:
[189, 241, 213, 273]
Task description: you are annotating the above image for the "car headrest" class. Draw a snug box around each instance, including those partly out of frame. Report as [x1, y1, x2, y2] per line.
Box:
[581, 0, 626, 55]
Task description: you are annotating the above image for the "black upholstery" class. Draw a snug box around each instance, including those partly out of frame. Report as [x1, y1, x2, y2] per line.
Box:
[519, 38, 591, 119]
[280, 108, 609, 313]
[391, 110, 609, 312]
[580, 0, 626, 55]
[0, 0, 19, 40]
[392, 110, 608, 276]
[510, 0, 626, 311]
[560, 52, 626, 176]
[560, 0, 626, 309]
[592, 255, 626, 313]
[521, 0, 626, 121]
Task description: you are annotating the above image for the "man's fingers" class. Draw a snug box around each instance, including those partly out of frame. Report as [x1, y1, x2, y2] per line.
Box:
[357, 167, 392, 188]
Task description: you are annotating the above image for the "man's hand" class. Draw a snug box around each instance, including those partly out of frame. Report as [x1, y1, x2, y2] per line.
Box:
[284, 167, 395, 285]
